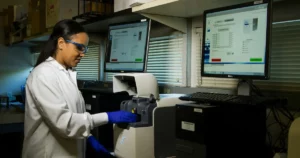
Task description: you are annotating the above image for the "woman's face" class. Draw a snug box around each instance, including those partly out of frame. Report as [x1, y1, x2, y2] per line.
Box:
[58, 32, 89, 68]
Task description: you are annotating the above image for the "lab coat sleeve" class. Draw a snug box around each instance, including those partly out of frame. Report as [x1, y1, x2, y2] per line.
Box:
[29, 74, 108, 139]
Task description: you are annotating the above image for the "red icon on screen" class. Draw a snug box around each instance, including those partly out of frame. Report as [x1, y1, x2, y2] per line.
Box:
[212, 58, 221, 62]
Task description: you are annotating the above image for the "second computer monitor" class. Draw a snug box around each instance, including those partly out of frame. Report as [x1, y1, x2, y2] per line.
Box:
[201, 1, 272, 80]
[105, 19, 151, 72]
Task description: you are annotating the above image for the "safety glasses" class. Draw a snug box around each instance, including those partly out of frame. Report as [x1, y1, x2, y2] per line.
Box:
[65, 40, 89, 54]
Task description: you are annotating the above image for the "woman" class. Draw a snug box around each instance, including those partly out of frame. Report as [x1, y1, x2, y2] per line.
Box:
[22, 19, 137, 158]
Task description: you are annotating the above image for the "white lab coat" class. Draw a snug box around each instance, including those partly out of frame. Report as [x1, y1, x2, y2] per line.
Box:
[22, 57, 108, 158]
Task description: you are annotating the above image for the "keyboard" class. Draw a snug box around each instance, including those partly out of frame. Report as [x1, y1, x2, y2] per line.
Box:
[179, 92, 282, 106]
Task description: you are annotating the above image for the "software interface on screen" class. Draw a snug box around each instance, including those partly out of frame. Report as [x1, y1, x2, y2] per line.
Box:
[105, 21, 149, 72]
[203, 3, 268, 76]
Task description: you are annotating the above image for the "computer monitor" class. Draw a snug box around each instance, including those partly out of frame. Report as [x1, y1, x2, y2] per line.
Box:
[201, 1, 272, 80]
[105, 19, 151, 72]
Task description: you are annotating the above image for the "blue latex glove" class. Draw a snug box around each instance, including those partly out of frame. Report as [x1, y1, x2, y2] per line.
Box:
[87, 135, 114, 158]
[107, 110, 138, 124]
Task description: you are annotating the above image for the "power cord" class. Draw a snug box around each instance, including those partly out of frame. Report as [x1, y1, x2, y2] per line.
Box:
[241, 81, 293, 155]
[268, 104, 293, 154]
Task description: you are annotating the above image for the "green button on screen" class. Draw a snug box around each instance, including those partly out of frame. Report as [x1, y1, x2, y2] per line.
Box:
[135, 58, 143, 62]
[250, 58, 262, 62]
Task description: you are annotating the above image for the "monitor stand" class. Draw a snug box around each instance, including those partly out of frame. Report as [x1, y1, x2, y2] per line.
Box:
[237, 79, 252, 96]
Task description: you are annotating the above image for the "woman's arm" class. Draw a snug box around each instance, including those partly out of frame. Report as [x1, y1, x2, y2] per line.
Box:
[28, 73, 107, 139]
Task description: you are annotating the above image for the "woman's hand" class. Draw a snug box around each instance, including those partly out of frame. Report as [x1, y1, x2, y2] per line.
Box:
[107, 110, 138, 124]
[87, 135, 116, 158]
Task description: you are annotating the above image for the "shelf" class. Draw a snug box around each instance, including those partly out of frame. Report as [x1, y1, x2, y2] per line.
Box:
[24, 31, 51, 43]
[132, 0, 255, 18]
[10, 30, 52, 47]
[75, 8, 187, 33]
[74, 9, 145, 33]
[10, 9, 143, 46]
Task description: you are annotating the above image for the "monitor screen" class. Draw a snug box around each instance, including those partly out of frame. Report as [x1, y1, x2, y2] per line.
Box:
[202, 1, 271, 79]
[105, 19, 151, 72]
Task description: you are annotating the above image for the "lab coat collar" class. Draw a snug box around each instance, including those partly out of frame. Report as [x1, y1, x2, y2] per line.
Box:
[46, 57, 66, 71]
[46, 57, 78, 87]
[46, 57, 76, 73]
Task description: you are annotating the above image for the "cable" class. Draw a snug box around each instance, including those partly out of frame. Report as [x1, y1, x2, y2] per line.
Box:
[248, 81, 288, 153]
[251, 85, 264, 97]
[279, 101, 294, 120]
[277, 107, 294, 121]
[247, 80, 264, 97]
[237, 80, 294, 155]
[292, 105, 300, 117]
[266, 109, 272, 120]
[269, 105, 293, 153]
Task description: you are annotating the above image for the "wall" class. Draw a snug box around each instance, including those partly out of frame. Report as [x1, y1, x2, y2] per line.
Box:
[0, 1, 32, 95]
[0, 46, 32, 95]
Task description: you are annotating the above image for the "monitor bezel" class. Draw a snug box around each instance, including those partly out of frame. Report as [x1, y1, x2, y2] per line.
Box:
[104, 19, 151, 73]
[201, 0, 272, 80]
